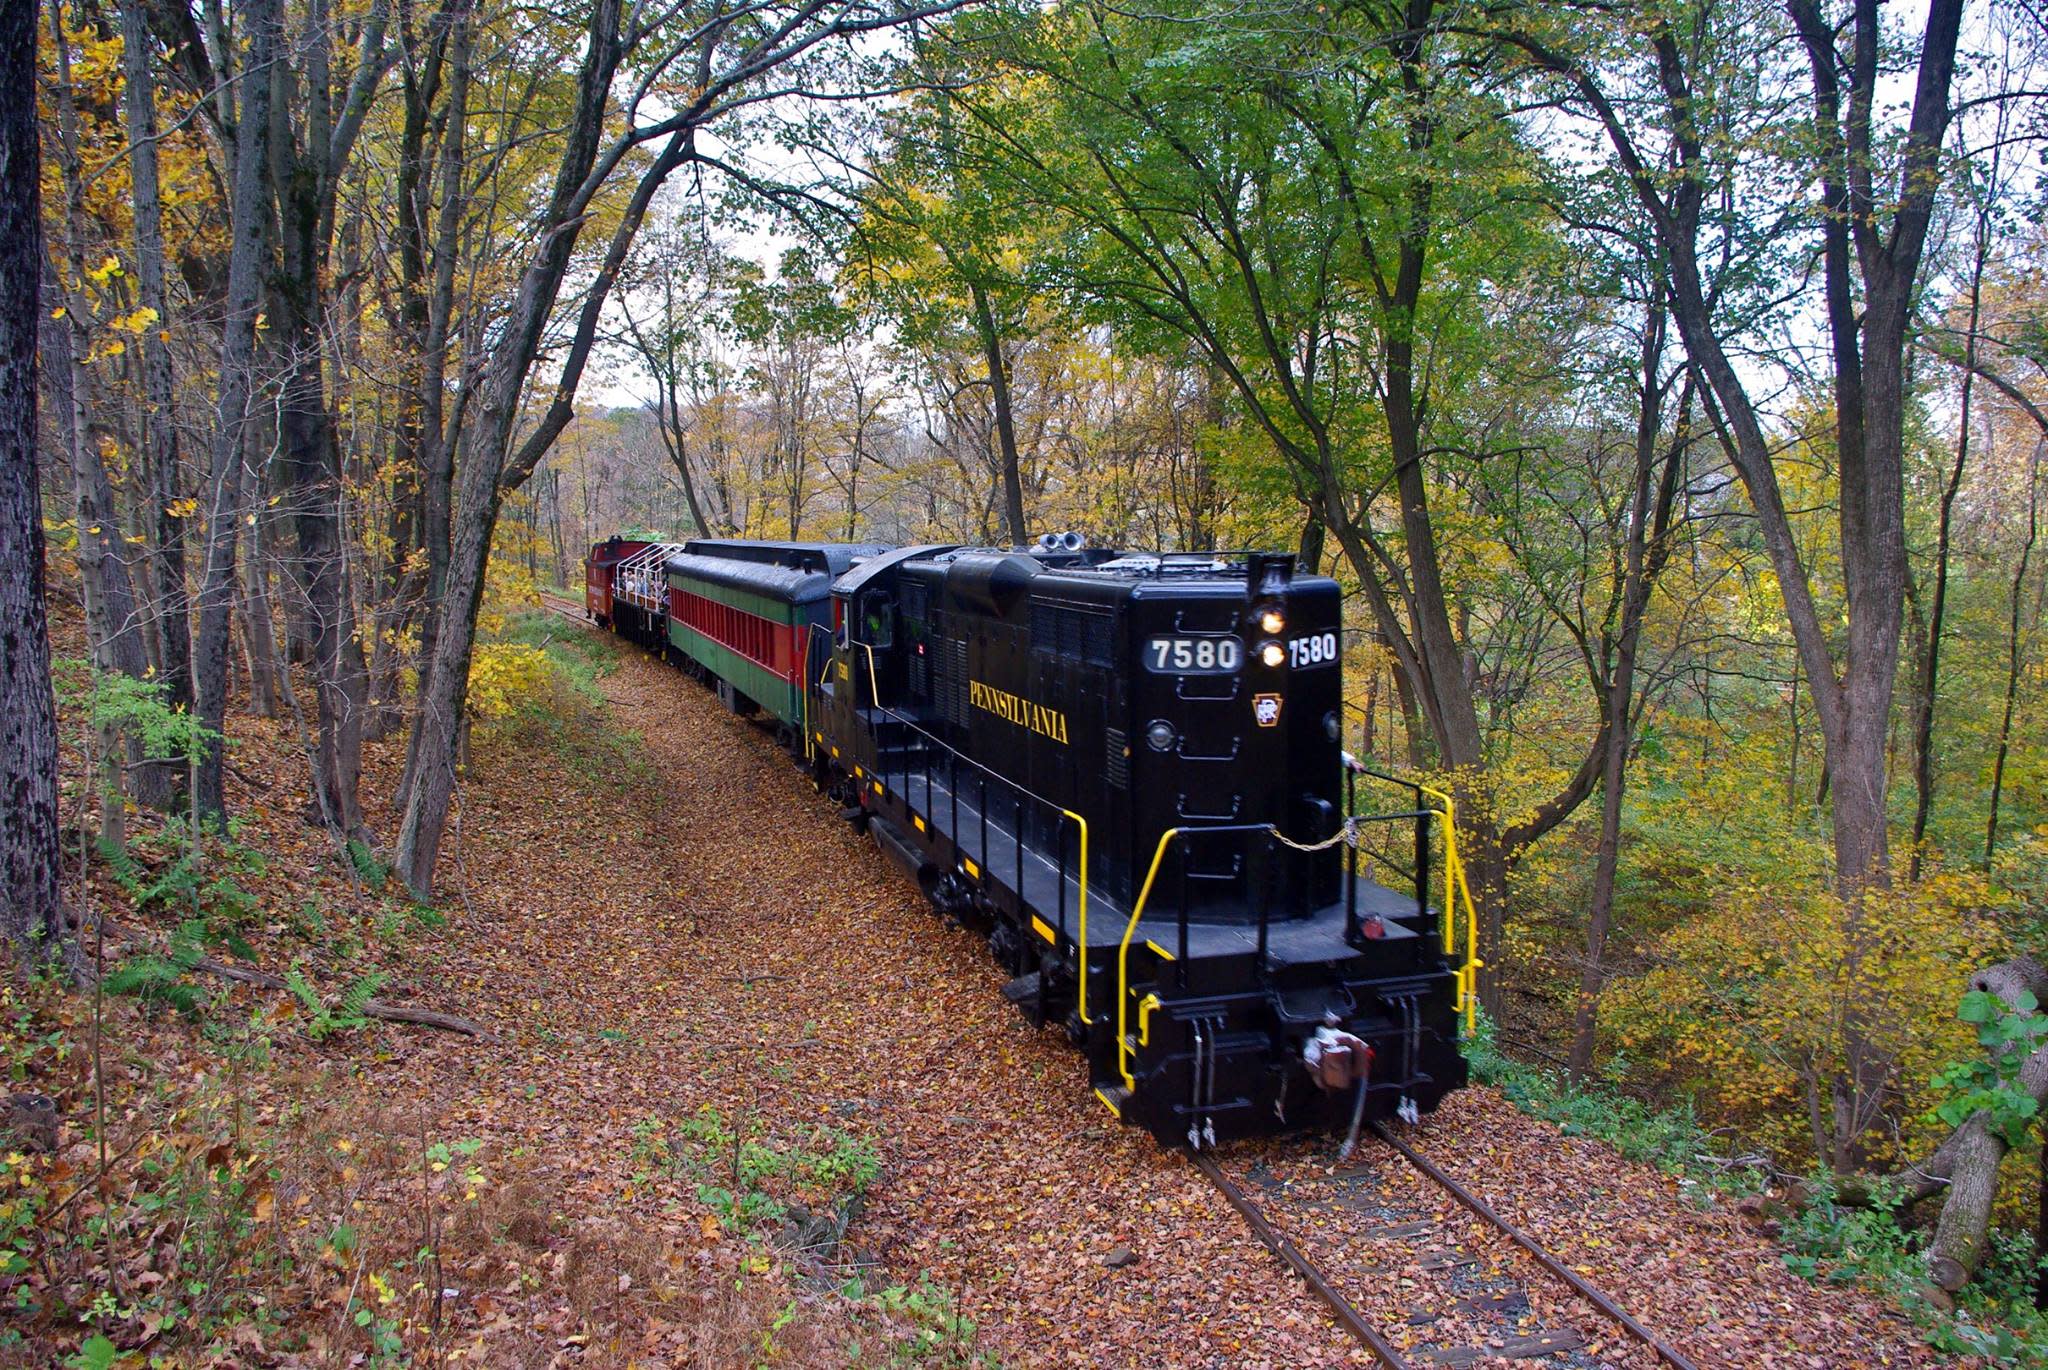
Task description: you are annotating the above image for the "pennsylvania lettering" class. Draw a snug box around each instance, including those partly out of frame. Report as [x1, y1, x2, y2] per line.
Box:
[968, 680, 1071, 745]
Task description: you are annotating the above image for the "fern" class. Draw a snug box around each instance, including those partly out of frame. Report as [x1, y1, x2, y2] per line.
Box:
[345, 840, 389, 892]
[101, 922, 207, 1019]
[283, 968, 324, 1018]
[286, 968, 386, 1040]
[339, 972, 386, 1022]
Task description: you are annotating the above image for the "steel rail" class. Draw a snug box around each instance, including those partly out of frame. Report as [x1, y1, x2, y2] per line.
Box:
[1370, 1123, 1701, 1370]
[1187, 1150, 1413, 1370]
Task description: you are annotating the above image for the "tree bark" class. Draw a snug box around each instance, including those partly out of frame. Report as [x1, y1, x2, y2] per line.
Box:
[1908, 170, 1994, 878]
[394, 4, 470, 796]
[1986, 440, 2042, 865]
[240, 524, 280, 717]
[192, 0, 280, 822]
[119, 0, 194, 723]
[970, 278, 1028, 544]
[396, 0, 650, 894]
[0, 0, 64, 963]
[45, 1, 152, 841]
[1569, 322, 1687, 1078]
[266, 0, 386, 841]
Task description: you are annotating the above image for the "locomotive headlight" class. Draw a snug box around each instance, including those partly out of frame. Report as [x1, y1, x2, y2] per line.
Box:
[1259, 640, 1286, 669]
[1145, 719, 1177, 752]
[1259, 608, 1286, 636]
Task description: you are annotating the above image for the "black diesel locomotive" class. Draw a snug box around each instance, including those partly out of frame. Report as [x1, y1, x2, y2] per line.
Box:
[585, 533, 1475, 1147]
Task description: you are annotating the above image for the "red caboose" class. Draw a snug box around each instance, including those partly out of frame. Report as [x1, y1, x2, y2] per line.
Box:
[584, 536, 652, 627]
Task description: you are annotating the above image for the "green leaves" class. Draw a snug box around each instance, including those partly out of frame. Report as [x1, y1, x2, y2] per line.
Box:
[1930, 990, 2048, 1149]
[64, 1334, 118, 1370]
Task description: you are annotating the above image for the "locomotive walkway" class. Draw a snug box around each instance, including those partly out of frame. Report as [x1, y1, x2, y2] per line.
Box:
[355, 603, 1939, 1366]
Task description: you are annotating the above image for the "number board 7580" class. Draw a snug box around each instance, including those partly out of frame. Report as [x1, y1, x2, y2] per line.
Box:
[1143, 636, 1240, 674]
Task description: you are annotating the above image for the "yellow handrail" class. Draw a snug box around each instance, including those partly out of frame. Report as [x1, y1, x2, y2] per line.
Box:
[1416, 781, 1482, 1035]
[1116, 827, 1184, 1090]
[1062, 809, 1092, 1022]
[1105, 778, 1475, 1111]
[855, 639, 884, 709]
[800, 630, 814, 762]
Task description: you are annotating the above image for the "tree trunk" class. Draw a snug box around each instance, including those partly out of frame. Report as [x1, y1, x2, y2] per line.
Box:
[1567, 361, 1686, 1078]
[192, 0, 279, 822]
[1986, 440, 2042, 865]
[40, 278, 147, 689]
[970, 279, 1027, 544]
[276, 207, 370, 839]
[1908, 185, 1990, 878]
[39, 282, 140, 851]
[46, 1, 152, 841]
[1297, 510, 1325, 575]
[0, 0, 64, 963]
[399, 5, 471, 798]
[1568, 682, 1630, 1079]
[240, 528, 280, 718]
[120, 0, 193, 723]
[396, 0, 648, 894]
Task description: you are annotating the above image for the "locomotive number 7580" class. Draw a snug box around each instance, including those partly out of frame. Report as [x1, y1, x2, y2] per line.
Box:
[1144, 636, 1241, 674]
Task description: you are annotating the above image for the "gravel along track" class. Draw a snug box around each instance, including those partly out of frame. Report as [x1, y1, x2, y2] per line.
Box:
[459, 606, 1938, 1367]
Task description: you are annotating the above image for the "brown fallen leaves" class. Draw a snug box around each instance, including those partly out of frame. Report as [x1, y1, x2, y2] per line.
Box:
[16, 603, 1952, 1367]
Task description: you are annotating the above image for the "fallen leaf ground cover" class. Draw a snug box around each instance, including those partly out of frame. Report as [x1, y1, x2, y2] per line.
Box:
[9, 603, 1958, 1366]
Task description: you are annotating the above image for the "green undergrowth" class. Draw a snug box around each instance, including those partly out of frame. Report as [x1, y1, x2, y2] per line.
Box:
[501, 608, 627, 693]
[621, 1106, 989, 1364]
[49, 664, 447, 1039]
[1468, 1013, 2048, 1364]
[626, 1104, 882, 1234]
[483, 611, 650, 786]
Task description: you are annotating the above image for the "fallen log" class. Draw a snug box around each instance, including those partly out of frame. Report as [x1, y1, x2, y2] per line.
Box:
[188, 953, 488, 1037]
[84, 913, 487, 1039]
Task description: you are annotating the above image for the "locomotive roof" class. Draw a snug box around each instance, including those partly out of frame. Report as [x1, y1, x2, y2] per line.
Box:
[831, 544, 961, 597]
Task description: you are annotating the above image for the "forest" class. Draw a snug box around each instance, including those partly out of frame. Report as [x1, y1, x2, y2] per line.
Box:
[4, 0, 2048, 1362]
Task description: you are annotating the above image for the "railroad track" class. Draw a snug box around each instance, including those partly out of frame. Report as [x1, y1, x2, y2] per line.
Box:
[536, 590, 587, 623]
[1193, 1125, 1699, 1369]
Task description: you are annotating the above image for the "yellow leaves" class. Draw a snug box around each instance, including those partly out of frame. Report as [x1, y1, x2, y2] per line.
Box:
[1600, 869, 2013, 1167]
[466, 643, 554, 724]
[165, 496, 199, 519]
[108, 305, 160, 334]
[86, 255, 124, 286]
